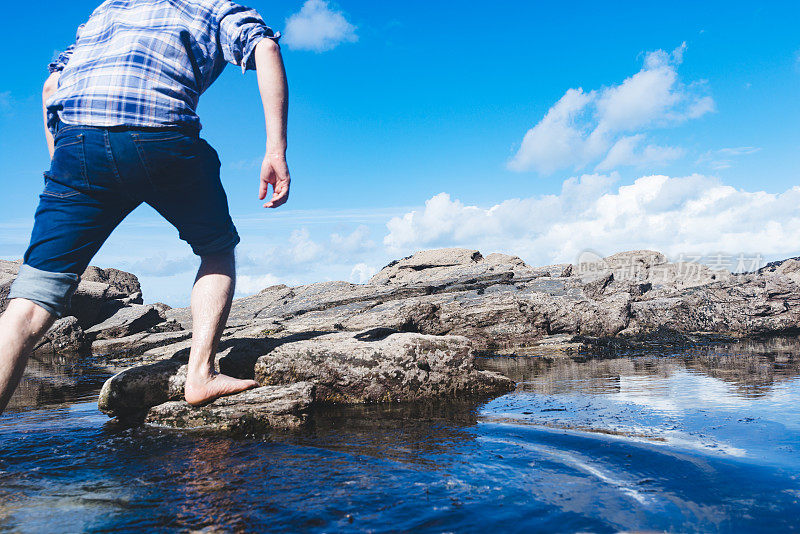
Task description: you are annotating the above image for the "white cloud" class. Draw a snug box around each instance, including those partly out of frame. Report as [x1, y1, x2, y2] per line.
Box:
[383, 174, 800, 267]
[697, 147, 761, 170]
[597, 135, 684, 170]
[283, 0, 357, 52]
[507, 89, 594, 174]
[119, 254, 197, 277]
[229, 223, 388, 296]
[349, 262, 377, 283]
[289, 227, 325, 263]
[330, 224, 374, 252]
[236, 273, 283, 296]
[509, 44, 714, 174]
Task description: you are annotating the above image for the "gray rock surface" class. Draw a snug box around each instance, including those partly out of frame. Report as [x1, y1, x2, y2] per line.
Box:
[0, 262, 165, 357]
[160, 248, 800, 351]
[254, 331, 514, 403]
[97, 329, 512, 418]
[91, 330, 192, 362]
[145, 382, 314, 431]
[34, 316, 85, 355]
[81, 266, 142, 300]
[0, 260, 20, 314]
[98, 359, 186, 417]
[85, 304, 164, 340]
[22, 247, 800, 431]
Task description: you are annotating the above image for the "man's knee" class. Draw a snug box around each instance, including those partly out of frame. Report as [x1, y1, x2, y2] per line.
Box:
[4, 298, 55, 324]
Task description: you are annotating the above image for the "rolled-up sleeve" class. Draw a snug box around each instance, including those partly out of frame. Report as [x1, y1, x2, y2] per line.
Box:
[47, 24, 85, 74]
[218, 2, 280, 73]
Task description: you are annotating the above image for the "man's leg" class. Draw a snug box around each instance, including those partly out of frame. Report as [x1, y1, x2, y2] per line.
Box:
[184, 251, 257, 405]
[0, 300, 56, 414]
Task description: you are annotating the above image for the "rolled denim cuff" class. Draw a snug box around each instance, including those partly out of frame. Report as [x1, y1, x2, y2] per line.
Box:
[190, 228, 241, 256]
[8, 264, 80, 318]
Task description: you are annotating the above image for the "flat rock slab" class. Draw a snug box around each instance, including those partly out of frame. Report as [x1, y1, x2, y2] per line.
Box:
[91, 330, 192, 361]
[254, 331, 514, 403]
[85, 304, 164, 340]
[145, 382, 314, 431]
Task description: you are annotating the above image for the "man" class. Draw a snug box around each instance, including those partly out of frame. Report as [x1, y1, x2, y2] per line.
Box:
[0, 0, 290, 414]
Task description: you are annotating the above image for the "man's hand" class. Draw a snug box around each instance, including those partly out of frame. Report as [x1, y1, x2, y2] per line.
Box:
[259, 153, 290, 208]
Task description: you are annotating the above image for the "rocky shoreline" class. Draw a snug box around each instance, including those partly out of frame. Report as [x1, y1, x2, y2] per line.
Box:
[4, 248, 800, 431]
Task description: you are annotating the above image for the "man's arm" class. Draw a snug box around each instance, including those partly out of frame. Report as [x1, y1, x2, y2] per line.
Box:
[42, 72, 60, 158]
[254, 38, 290, 208]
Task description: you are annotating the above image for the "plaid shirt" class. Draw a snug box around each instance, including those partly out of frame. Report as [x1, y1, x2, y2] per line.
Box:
[46, 0, 280, 133]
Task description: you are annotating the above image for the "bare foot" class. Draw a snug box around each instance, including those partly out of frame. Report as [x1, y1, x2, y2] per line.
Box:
[184, 374, 258, 406]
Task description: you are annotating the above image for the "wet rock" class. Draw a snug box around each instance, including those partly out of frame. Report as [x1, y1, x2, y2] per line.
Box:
[254, 331, 514, 403]
[85, 304, 164, 340]
[98, 359, 186, 417]
[34, 316, 86, 355]
[92, 247, 800, 430]
[145, 382, 314, 431]
[97, 329, 512, 418]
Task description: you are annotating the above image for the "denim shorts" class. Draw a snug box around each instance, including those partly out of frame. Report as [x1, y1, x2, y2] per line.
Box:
[8, 122, 240, 317]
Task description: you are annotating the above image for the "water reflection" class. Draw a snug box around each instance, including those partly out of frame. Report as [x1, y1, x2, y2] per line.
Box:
[5, 352, 111, 413]
[1, 337, 800, 531]
[478, 336, 800, 463]
[479, 335, 800, 398]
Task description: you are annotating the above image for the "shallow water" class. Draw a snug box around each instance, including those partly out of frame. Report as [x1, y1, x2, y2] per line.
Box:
[2, 339, 800, 532]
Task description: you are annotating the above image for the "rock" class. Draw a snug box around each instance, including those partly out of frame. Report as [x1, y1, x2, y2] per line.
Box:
[761, 257, 800, 284]
[93, 247, 800, 430]
[68, 267, 143, 327]
[574, 249, 665, 282]
[368, 248, 545, 287]
[370, 248, 483, 285]
[155, 248, 800, 354]
[145, 382, 314, 431]
[0, 260, 21, 314]
[1, 263, 142, 324]
[536, 263, 573, 278]
[80, 266, 142, 300]
[33, 316, 85, 355]
[91, 330, 192, 361]
[98, 359, 186, 417]
[151, 302, 172, 314]
[97, 329, 512, 418]
[254, 331, 514, 403]
[85, 304, 164, 340]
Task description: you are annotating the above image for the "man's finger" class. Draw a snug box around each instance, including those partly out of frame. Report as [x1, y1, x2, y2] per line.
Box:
[258, 178, 268, 200]
[263, 182, 289, 208]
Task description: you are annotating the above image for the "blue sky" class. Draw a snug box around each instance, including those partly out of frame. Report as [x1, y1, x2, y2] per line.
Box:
[1, 0, 799, 305]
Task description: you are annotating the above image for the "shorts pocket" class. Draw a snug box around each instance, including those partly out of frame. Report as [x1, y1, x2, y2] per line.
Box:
[132, 133, 208, 192]
[41, 172, 82, 199]
[49, 133, 89, 191]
